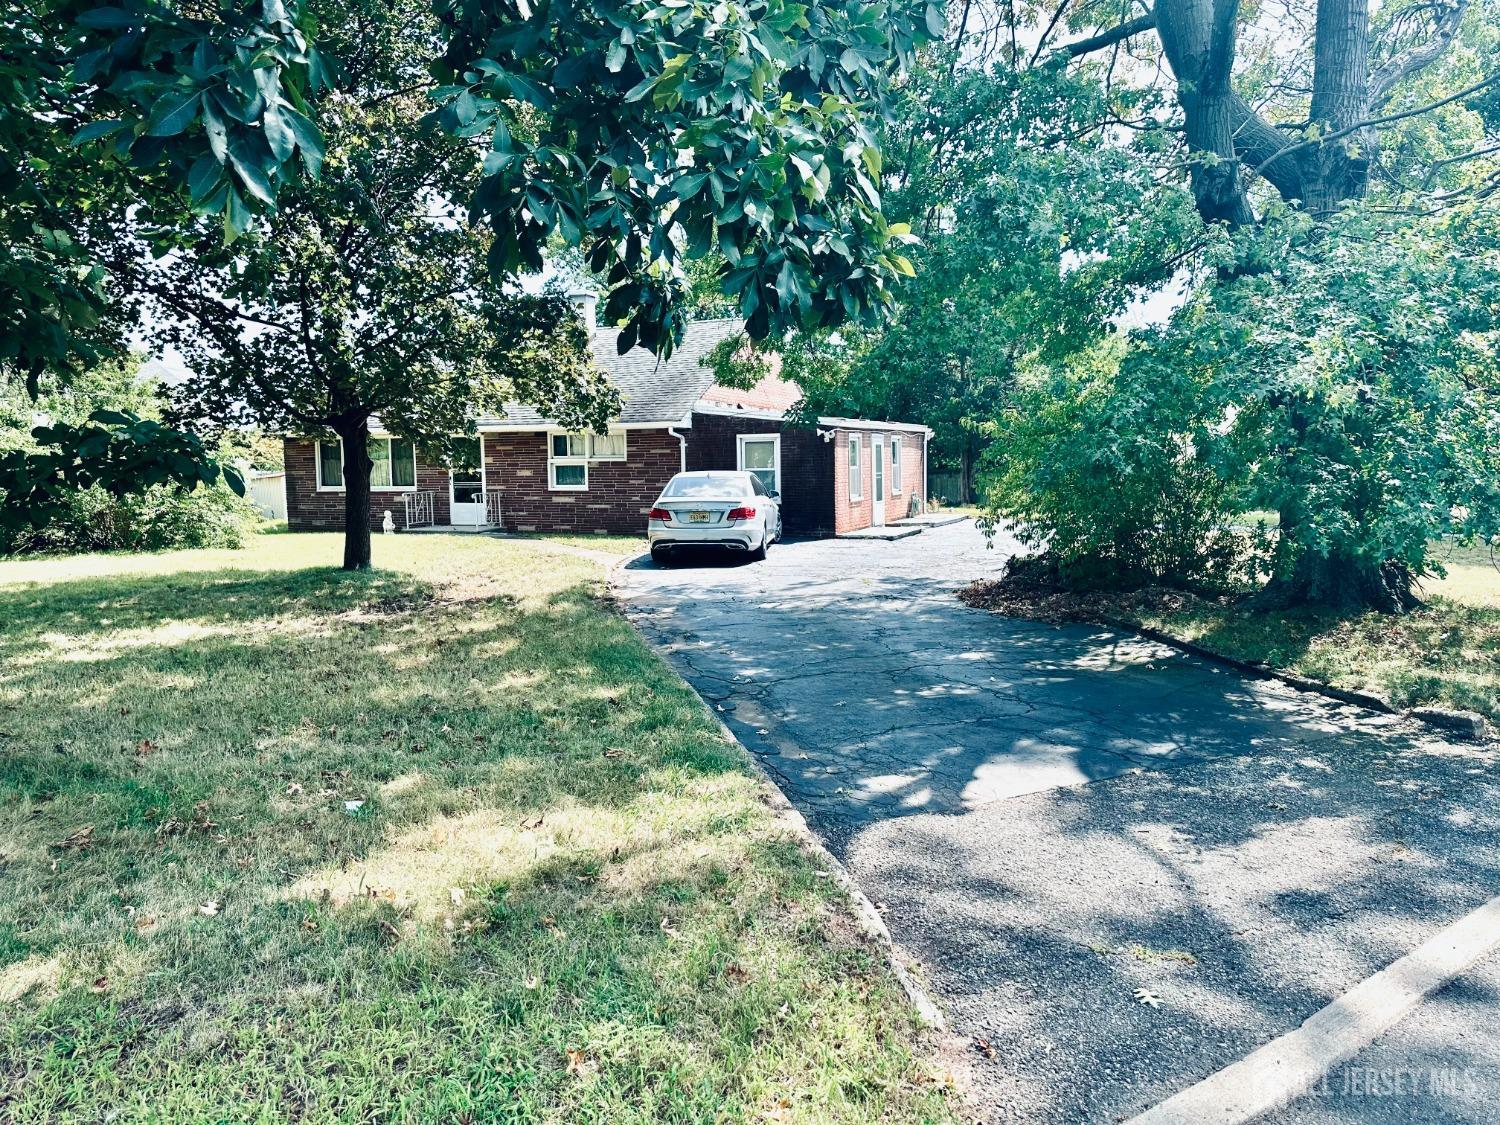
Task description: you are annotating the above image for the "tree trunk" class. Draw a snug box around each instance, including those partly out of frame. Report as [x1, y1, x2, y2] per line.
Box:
[1262, 545, 1419, 614]
[1305, 0, 1372, 213]
[1155, 0, 1256, 226]
[337, 419, 373, 571]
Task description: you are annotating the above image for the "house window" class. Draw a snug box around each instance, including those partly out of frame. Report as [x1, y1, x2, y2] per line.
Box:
[590, 431, 627, 460]
[848, 435, 862, 500]
[550, 432, 589, 490]
[370, 437, 416, 488]
[315, 437, 416, 490]
[317, 440, 343, 489]
[737, 433, 780, 495]
[548, 430, 627, 489]
[891, 436, 902, 493]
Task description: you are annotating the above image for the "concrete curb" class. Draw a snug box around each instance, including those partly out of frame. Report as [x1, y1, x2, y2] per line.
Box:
[1092, 615, 1490, 742]
[605, 562, 948, 1032]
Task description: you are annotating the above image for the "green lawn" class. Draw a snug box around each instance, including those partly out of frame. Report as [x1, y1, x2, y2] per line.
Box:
[0, 533, 953, 1123]
[963, 542, 1500, 725]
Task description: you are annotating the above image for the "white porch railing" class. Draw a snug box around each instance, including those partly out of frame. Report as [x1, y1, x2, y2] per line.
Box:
[484, 489, 504, 529]
[402, 490, 436, 528]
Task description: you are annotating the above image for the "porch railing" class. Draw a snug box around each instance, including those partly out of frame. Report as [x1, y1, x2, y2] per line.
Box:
[484, 489, 504, 530]
[402, 490, 436, 529]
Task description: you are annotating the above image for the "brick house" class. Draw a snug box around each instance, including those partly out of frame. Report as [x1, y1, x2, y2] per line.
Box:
[283, 316, 930, 538]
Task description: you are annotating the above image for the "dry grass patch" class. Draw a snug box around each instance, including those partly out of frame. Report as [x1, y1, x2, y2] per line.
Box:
[0, 531, 952, 1124]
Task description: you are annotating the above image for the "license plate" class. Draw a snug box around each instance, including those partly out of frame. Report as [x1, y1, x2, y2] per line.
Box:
[688, 511, 711, 523]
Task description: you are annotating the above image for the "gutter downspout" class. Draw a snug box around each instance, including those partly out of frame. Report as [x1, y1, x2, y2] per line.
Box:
[923, 431, 930, 514]
[668, 425, 687, 474]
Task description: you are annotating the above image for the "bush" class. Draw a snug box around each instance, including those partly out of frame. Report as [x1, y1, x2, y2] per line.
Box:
[0, 484, 257, 556]
[981, 338, 1254, 593]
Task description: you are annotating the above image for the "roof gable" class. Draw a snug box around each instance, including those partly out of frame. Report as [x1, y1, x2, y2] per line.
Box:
[478, 318, 738, 428]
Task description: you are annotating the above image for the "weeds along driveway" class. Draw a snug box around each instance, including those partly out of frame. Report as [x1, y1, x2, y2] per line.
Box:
[618, 523, 1500, 1124]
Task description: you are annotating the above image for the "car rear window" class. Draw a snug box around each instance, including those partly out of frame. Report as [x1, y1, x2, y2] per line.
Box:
[662, 475, 747, 498]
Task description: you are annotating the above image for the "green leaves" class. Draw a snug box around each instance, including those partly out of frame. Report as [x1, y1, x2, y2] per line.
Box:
[432, 0, 939, 355]
[0, 411, 244, 534]
[60, 0, 329, 240]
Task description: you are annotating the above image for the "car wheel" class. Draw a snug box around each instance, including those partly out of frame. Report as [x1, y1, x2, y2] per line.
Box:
[749, 532, 768, 561]
[650, 546, 671, 567]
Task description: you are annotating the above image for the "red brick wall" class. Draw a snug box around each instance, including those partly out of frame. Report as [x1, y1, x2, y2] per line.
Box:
[284, 438, 452, 531]
[685, 412, 835, 537]
[483, 429, 680, 534]
[832, 429, 925, 533]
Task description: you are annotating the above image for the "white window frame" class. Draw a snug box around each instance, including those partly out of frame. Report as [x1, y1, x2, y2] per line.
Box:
[847, 435, 863, 501]
[736, 432, 782, 497]
[890, 436, 903, 494]
[315, 437, 417, 492]
[588, 430, 628, 461]
[548, 432, 590, 491]
[547, 428, 629, 491]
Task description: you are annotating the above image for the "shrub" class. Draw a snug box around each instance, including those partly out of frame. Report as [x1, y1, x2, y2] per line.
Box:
[981, 338, 1254, 593]
[0, 483, 257, 556]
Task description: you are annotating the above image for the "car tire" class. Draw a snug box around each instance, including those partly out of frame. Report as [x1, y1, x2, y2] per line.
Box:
[750, 530, 769, 561]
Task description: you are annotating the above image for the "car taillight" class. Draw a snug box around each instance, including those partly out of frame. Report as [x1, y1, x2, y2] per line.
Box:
[648, 507, 672, 521]
[726, 506, 756, 521]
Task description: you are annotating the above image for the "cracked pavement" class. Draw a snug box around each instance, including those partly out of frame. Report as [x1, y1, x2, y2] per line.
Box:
[617, 523, 1500, 1123]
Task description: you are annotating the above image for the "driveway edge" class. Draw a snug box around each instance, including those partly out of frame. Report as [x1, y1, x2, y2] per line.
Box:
[606, 559, 948, 1032]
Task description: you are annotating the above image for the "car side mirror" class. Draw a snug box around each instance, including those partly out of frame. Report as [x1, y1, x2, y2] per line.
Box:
[770, 491, 781, 501]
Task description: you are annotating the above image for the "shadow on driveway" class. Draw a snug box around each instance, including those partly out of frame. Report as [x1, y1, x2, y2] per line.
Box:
[618, 524, 1500, 1124]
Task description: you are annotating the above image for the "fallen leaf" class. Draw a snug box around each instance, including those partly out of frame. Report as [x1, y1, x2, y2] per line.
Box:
[90, 976, 110, 994]
[134, 739, 156, 758]
[660, 916, 684, 941]
[973, 1036, 996, 1060]
[565, 1047, 597, 1078]
[448, 886, 466, 906]
[1133, 988, 1164, 1009]
[725, 962, 750, 984]
[756, 728, 770, 736]
[520, 815, 544, 831]
[198, 900, 221, 917]
[134, 913, 158, 935]
[604, 747, 623, 758]
[285, 782, 304, 797]
[522, 973, 541, 990]
[52, 825, 94, 851]
[300, 916, 319, 932]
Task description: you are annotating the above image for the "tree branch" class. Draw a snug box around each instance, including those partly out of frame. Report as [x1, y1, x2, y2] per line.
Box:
[1370, 0, 1470, 104]
[1058, 12, 1157, 58]
[1029, 0, 1074, 66]
[1255, 71, 1500, 178]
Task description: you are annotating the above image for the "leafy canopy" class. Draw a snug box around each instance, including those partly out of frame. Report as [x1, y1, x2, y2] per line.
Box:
[432, 0, 940, 353]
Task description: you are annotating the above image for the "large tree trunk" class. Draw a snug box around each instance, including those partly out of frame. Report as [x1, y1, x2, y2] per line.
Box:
[1155, 0, 1256, 225]
[1263, 544, 1419, 613]
[337, 419, 373, 571]
[1305, 0, 1372, 214]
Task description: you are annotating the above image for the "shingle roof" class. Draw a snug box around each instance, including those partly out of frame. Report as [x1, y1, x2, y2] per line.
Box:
[477, 318, 739, 428]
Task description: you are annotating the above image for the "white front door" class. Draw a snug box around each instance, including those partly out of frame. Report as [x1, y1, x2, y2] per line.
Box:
[450, 438, 486, 525]
[871, 435, 885, 526]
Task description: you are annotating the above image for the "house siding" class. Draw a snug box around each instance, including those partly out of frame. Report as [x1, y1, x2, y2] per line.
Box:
[284, 438, 453, 531]
[483, 429, 680, 534]
[685, 412, 836, 537]
[832, 429, 926, 533]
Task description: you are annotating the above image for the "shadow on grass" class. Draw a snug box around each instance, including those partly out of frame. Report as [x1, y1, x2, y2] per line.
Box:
[0, 553, 948, 1122]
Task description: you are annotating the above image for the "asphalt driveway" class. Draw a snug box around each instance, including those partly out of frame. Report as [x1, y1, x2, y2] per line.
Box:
[617, 523, 1500, 1124]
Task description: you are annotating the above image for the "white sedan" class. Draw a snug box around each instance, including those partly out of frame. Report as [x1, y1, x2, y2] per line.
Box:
[647, 471, 782, 563]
